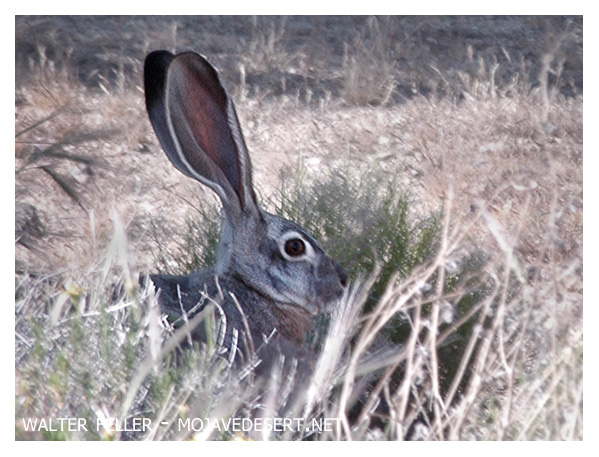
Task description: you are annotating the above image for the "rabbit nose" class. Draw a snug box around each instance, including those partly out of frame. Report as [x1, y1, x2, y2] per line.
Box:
[319, 256, 348, 288]
[336, 263, 348, 288]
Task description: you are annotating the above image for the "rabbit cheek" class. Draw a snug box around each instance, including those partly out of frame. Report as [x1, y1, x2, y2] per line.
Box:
[281, 262, 319, 312]
[261, 248, 311, 310]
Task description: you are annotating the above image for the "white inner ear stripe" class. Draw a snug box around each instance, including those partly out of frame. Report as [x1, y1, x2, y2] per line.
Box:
[164, 77, 229, 203]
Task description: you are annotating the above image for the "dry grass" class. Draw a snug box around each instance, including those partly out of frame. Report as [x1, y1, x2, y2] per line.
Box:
[15, 16, 582, 441]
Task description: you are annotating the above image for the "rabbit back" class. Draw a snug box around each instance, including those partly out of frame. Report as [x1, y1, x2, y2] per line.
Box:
[151, 269, 316, 357]
[144, 50, 347, 368]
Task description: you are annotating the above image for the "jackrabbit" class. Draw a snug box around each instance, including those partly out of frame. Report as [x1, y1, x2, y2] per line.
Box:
[143, 50, 348, 366]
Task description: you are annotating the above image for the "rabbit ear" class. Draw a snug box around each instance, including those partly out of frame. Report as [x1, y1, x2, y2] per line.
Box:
[144, 50, 258, 217]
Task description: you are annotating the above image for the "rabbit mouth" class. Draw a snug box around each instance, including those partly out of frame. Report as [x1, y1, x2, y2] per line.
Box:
[279, 286, 344, 315]
[275, 300, 322, 316]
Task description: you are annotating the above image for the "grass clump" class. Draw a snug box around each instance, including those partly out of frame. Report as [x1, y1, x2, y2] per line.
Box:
[16, 140, 582, 440]
[273, 161, 442, 302]
[15, 160, 494, 441]
[14, 15, 582, 441]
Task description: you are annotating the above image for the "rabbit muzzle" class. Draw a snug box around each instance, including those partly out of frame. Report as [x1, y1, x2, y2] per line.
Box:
[314, 255, 348, 307]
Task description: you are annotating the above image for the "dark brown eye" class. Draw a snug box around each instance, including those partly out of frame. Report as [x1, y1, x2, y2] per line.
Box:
[284, 238, 306, 257]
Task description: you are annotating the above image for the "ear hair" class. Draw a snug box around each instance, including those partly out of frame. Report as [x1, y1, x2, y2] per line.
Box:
[144, 51, 259, 217]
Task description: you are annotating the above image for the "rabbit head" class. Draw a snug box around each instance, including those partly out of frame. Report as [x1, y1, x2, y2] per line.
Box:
[143, 51, 347, 330]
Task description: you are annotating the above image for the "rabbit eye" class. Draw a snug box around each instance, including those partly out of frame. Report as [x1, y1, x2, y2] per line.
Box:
[284, 238, 306, 257]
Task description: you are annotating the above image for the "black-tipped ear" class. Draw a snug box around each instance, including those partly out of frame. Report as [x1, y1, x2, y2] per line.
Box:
[144, 50, 174, 105]
[144, 50, 198, 179]
[143, 51, 258, 217]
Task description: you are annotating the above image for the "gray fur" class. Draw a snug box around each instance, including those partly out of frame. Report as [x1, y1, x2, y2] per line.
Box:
[143, 51, 348, 366]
